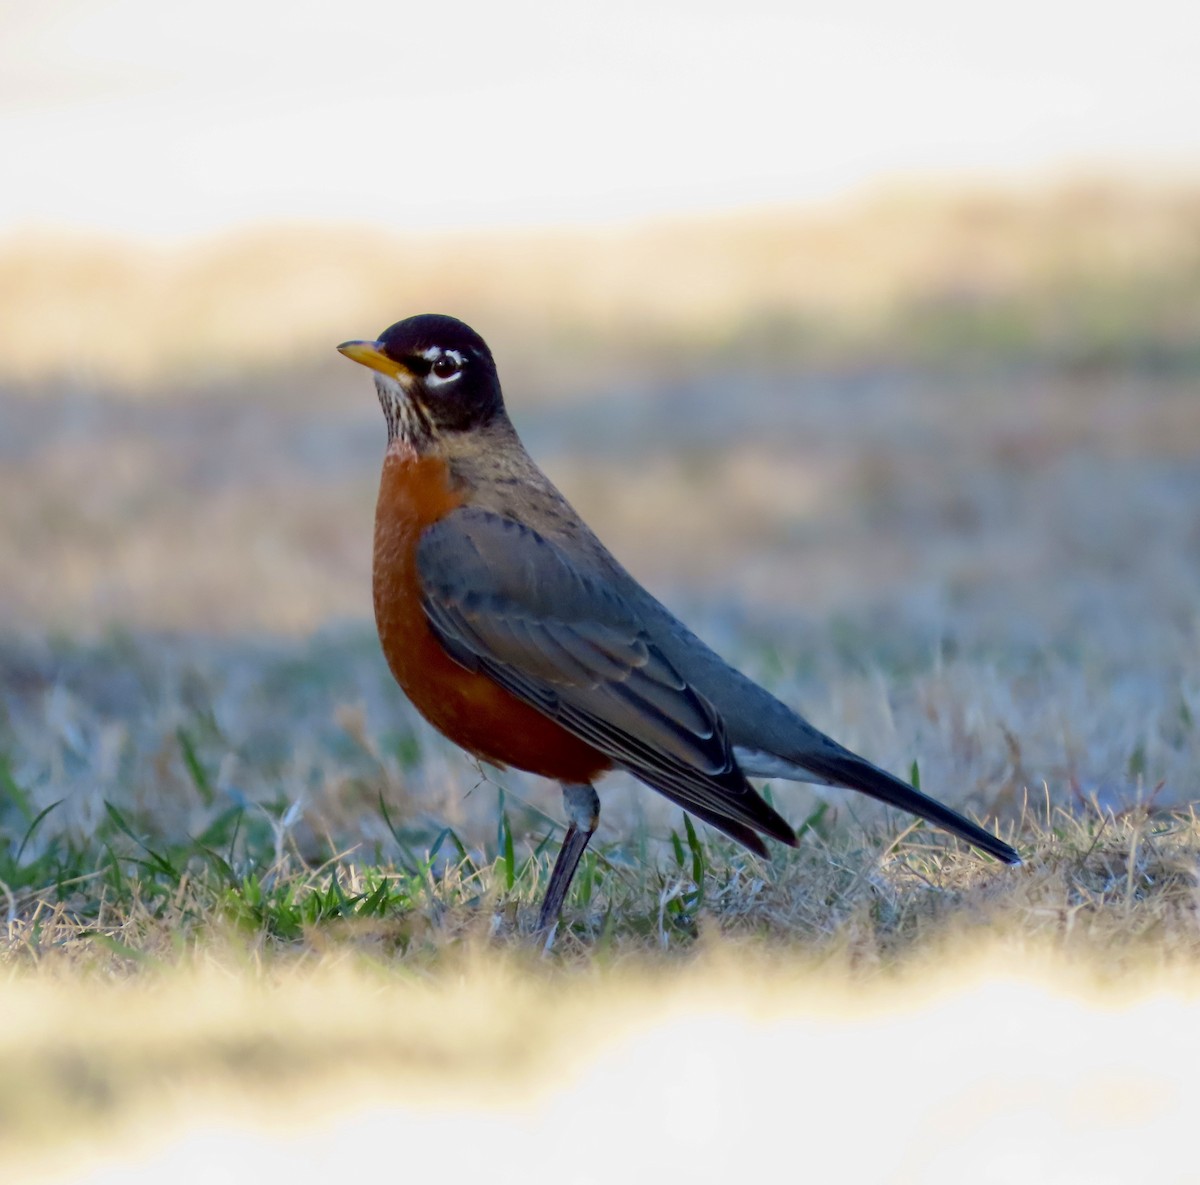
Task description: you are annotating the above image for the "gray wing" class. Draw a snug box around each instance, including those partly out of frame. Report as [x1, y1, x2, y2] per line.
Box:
[416, 507, 795, 854]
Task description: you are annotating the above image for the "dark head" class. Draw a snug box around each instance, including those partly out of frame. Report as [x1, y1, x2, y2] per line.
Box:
[337, 314, 504, 447]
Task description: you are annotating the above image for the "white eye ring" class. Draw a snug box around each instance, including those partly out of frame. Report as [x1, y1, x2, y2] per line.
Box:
[420, 347, 466, 383]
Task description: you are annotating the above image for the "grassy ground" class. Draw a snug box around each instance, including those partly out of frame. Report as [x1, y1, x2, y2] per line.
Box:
[2, 184, 1199, 1178]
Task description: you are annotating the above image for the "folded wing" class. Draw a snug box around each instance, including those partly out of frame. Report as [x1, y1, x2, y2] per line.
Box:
[417, 508, 795, 854]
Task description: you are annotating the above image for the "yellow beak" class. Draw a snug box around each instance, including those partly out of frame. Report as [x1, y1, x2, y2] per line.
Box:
[336, 340, 410, 382]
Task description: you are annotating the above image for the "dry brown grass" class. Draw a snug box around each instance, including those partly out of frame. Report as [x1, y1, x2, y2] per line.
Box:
[2, 175, 1197, 389]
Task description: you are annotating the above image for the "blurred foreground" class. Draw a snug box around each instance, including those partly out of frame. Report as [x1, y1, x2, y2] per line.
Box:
[7, 950, 1200, 1185]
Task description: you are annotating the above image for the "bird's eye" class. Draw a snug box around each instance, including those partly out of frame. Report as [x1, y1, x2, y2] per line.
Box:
[432, 355, 461, 379]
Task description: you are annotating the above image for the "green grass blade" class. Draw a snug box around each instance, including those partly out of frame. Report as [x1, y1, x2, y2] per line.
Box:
[103, 802, 180, 881]
[795, 801, 829, 841]
[682, 814, 706, 896]
[376, 793, 419, 874]
[497, 792, 515, 892]
[176, 727, 215, 807]
[15, 799, 63, 864]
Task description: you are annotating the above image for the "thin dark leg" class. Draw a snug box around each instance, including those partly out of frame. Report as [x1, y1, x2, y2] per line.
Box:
[537, 783, 599, 932]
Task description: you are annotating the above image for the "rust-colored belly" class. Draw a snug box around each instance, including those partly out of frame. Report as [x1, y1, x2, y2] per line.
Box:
[372, 445, 609, 784]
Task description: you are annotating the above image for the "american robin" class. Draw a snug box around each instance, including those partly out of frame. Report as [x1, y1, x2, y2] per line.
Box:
[338, 314, 1019, 930]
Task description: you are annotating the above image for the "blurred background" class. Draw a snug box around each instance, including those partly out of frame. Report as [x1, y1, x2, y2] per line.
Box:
[1, 0, 1198, 846]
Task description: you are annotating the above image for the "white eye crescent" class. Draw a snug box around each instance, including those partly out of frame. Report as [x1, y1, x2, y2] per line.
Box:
[421, 346, 465, 382]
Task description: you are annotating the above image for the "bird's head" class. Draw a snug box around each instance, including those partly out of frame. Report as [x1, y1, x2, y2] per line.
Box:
[338, 314, 503, 447]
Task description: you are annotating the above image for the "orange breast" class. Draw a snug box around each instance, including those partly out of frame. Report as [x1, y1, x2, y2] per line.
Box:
[372, 444, 610, 785]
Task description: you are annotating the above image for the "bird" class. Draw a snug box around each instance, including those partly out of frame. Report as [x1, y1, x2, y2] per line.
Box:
[337, 314, 1020, 931]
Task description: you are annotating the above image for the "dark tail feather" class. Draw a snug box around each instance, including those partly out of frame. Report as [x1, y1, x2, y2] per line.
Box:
[802, 750, 1020, 865]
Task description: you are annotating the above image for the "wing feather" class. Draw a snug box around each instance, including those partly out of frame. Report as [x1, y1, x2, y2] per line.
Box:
[417, 508, 795, 850]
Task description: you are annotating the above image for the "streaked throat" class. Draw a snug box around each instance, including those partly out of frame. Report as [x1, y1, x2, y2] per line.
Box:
[374, 374, 436, 451]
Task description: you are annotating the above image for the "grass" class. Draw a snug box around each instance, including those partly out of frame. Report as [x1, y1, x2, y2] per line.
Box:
[2, 724, 1195, 968]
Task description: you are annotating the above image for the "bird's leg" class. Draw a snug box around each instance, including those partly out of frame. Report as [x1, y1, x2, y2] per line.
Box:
[538, 782, 600, 932]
